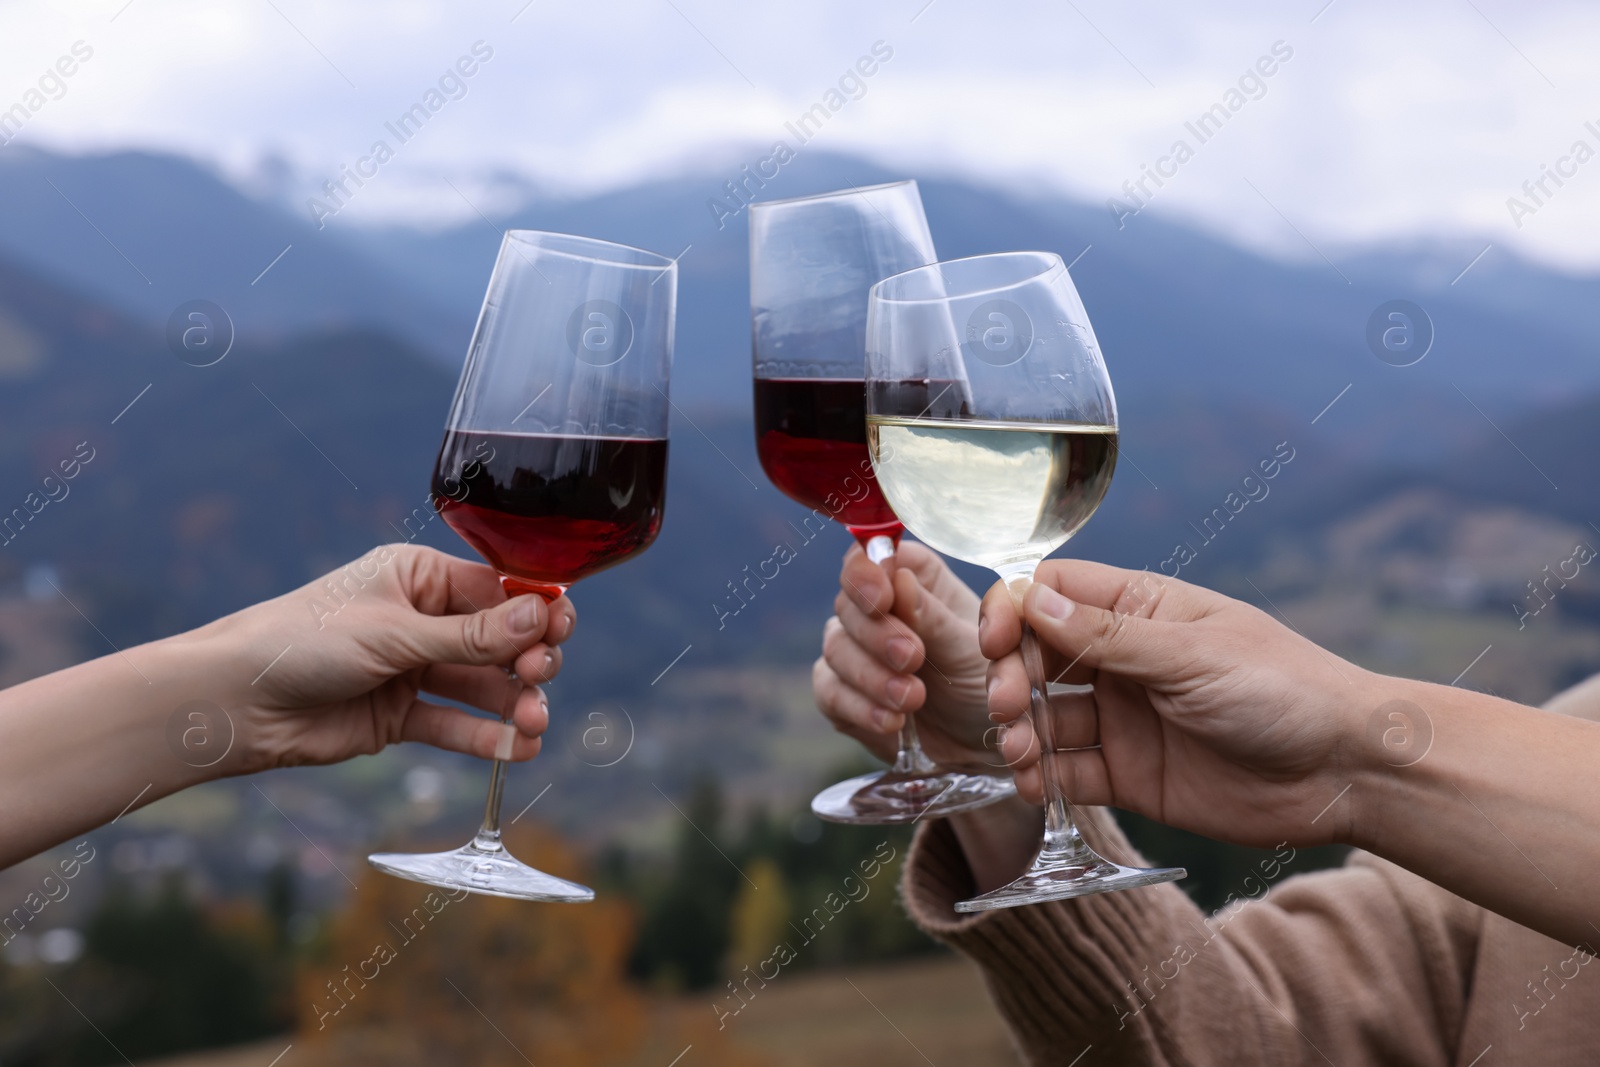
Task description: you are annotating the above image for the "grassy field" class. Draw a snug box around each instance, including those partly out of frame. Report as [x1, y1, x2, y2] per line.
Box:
[144, 955, 1020, 1067]
[701, 954, 1019, 1066]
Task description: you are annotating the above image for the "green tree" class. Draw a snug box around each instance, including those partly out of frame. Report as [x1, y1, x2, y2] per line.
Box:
[629, 776, 741, 990]
[8, 876, 291, 1065]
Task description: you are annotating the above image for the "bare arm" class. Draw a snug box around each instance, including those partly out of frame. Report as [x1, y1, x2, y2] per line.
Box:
[1347, 678, 1600, 948]
[980, 564, 1600, 949]
[0, 544, 569, 868]
[951, 668, 1600, 901]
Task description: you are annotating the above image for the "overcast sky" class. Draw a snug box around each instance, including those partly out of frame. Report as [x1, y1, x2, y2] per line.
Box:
[3, 0, 1599, 270]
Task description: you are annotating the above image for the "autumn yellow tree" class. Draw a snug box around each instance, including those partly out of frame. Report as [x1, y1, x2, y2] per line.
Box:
[296, 825, 645, 1066]
[727, 859, 791, 971]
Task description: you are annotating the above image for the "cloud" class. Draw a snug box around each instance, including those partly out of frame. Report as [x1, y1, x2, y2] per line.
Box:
[2, 0, 1599, 269]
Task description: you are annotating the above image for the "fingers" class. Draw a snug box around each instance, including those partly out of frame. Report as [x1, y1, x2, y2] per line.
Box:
[979, 559, 1206, 659]
[980, 572, 1196, 683]
[388, 543, 578, 647]
[979, 581, 1039, 667]
[889, 540, 949, 590]
[993, 690, 1100, 765]
[822, 616, 924, 715]
[399, 592, 554, 668]
[835, 543, 978, 686]
[835, 591, 926, 674]
[894, 541, 981, 618]
[986, 688, 1111, 806]
[1037, 560, 1215, 620]
[812, 656, 902, 762]
[838, 543, 896, 617]
[1010, 749, 1112, 808]
[1022, 582, 1197, 681]
[542, 596, 577, 645]
[513, 643, 563, 684]
[417, 663, 552, 737]
[392, 544, 509, 616]
[890, 567, 977, 671]
[988, 647, 1091, 724]
[986, 651, 1099, 724]
[400, 700, 545, 761]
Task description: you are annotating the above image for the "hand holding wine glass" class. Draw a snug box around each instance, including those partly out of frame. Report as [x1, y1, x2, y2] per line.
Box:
[369, 230, 676, 902]
[865, 250, 1185, 910]
[228, 543, 571, 772]
[814, 541, 996, 771]
[751, 182, 1015, 824]
[978, 558, 1379, 848]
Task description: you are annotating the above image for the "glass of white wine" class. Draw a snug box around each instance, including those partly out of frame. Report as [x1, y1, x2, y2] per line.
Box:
[864, 251, 1186, 911]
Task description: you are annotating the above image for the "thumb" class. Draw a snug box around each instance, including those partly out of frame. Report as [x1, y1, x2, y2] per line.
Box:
[1022, 581, 1181, 682]
[403, 594, 548, 668]
[893, 569, 976, 667]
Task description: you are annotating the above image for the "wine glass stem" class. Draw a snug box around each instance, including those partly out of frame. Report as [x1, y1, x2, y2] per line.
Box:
[473, 667, 525, 853]
[1003, 567, 1091, 864]
[1022, 622, 1088, 859]
[864, 533, 939, 777]
[474, 752, 509, 853]
[892, 716, 938, 776]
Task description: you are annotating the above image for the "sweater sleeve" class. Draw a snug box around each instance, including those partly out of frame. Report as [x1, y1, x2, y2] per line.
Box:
[902, 808, 1484, 1066]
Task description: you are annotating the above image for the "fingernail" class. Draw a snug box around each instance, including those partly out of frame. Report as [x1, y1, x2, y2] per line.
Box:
[886, 676, 912, 709]
[886, 637, 915, 670]
[1032, 584, 1073, 620]
[510, 595, 542, 631]
[978, 614, 989, 643]
[541, 652, 555, 679]
[872, 707, 897, 731]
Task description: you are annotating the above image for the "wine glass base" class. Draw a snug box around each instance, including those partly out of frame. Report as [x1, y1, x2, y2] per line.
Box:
[811, 769, 1016, 825]
[368, 843, 595, 903]
[955, 857, 1185, 913]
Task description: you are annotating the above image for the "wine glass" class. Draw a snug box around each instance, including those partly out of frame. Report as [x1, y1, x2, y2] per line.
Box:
[368, 230, 676, 901]
[750, 181, 1016, 824]
[864, 251, 1186, 910]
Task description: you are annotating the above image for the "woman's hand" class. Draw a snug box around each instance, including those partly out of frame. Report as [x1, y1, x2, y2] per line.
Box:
[0, 543, 576, 867]
[193, 543, 574, 774]
[813, 541, 1000, 772]
[980, 560, 1379, 848]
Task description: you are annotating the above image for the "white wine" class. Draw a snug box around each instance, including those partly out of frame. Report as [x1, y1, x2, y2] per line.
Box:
[867, 416, 1117, 571]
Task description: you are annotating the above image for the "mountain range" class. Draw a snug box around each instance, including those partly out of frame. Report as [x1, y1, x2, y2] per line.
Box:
[0, 144, 1594, 714]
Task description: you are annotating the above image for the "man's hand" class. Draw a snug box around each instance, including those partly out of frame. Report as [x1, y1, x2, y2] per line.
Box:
[980, 560, 1378, 848]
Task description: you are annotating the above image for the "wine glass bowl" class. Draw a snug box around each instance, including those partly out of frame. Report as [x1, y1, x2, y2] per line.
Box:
[865, 251, 1185, 909]
[368, 230, 676, 902]
[750, 182, 1017, 824]
[750, 181, 935, 558]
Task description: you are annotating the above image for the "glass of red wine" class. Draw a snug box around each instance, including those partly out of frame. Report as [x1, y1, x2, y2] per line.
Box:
[368, 230, 676, 901]
[750, 181, 1016, 824]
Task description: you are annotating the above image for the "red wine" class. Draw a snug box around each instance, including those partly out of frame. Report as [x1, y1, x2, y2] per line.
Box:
[432, 430, 668, 600]
[753, 378, 901, 543]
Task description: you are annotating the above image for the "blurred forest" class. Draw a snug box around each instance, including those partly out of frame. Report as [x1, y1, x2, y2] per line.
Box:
[0, 770, 1347, 1066]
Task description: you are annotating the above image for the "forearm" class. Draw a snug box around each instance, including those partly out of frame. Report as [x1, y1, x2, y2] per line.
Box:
[0, 629, 233, 867]
[1351, 676, 1600, 947]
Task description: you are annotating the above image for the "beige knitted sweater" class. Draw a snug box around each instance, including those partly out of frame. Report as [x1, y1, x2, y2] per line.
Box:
[903, 808, 1600, 1065]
